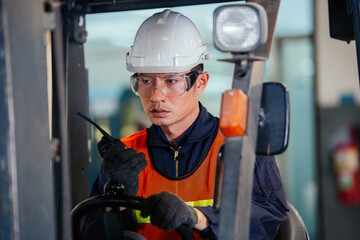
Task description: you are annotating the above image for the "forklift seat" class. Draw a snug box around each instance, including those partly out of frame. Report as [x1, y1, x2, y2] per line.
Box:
[274, 202, 310, 240]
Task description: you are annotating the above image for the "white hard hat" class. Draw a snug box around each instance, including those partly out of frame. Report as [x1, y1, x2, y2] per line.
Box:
[126, 9, 210, 73]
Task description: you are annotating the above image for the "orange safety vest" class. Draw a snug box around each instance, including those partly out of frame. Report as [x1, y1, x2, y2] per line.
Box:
[121, 128, 225, 240]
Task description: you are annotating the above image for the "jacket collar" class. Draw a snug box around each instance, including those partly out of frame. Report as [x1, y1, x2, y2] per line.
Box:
[146, 102, 218, 147]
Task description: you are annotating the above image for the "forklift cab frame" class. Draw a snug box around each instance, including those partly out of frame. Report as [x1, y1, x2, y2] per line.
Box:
[61, 1, 288, 239]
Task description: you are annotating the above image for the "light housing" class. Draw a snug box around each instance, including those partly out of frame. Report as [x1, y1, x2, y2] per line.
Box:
[213, 3, 268, 53]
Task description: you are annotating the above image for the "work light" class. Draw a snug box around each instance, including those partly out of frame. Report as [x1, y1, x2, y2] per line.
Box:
[213, 3, 268, 53]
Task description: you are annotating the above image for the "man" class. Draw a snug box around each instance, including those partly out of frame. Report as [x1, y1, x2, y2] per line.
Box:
[83, 9, 289, 240]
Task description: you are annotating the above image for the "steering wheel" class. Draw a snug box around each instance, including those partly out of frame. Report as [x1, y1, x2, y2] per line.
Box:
[70, 181, 195, 240]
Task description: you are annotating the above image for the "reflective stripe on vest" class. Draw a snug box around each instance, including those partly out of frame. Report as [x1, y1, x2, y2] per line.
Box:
[133, 199, 214, 223]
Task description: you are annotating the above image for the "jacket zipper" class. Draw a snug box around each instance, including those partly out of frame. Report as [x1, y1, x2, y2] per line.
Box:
[170, 146, 181, 177]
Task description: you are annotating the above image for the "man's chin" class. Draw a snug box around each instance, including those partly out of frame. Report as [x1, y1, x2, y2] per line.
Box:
[148, 117, 169, 127]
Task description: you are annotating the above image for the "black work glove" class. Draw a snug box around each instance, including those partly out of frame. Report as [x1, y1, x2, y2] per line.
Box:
[141, 191, 198, 231]
[101, 139, 147, 196]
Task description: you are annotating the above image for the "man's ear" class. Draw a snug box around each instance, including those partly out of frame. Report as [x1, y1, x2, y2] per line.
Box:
[195, 72, 209, 95]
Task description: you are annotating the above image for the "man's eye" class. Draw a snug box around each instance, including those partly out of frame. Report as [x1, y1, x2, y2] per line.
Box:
[165, 79, 177, 84]
[140, 79, 152, 84]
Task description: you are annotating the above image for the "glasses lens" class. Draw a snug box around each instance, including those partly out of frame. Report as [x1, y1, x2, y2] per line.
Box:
[130, 71, 201, 97]
[161, 76, 189, 96]
[130, 75, 140, 96]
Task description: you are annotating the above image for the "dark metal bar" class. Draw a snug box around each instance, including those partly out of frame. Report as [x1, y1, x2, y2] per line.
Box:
[67, 39, 90, 208]
[66, 0, 242, 15]
[352, 0, 360, 87]
[74, 0, 232, 4]
[52, 3, 72, 240]
[0, 1, 14, 238]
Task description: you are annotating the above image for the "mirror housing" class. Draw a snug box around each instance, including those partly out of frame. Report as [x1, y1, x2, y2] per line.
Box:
[256, 82, 290, 155]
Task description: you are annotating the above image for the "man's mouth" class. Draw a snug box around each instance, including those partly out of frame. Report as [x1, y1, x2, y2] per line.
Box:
[149, 108, 170, 117]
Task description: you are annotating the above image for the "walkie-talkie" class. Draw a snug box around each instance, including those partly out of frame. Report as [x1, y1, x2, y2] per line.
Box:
[76, 111, 117, 144]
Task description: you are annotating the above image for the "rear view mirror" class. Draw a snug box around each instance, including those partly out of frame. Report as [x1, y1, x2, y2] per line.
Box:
[256, 82, 290, 155]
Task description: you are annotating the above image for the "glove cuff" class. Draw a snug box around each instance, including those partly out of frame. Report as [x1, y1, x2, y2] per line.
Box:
[192, 207, 199, 224]
[187, 205, 198, 229]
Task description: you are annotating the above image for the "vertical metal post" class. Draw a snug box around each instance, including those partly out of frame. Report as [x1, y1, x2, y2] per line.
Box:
[63, 14, 90, 207]
[352, 0, 360, 87]
[218, 1, 280, 239]
[218, 61, 265, 240]
[51, 9, 89, 239]
[51, 4, 72, 240]
[0, 1, 15, 239]
[1, 0, 56, 239]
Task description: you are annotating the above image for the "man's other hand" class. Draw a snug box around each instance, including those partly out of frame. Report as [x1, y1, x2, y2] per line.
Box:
[141, 191, 198, 231]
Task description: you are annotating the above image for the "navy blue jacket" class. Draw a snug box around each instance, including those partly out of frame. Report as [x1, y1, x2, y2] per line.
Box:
[83, 103, 289, 239]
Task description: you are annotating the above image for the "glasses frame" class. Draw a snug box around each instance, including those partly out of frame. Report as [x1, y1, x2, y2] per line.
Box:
[130, 70, 202, 97]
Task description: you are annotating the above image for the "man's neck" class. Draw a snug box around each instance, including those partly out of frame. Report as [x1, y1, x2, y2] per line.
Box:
[160, 106, 200, 146]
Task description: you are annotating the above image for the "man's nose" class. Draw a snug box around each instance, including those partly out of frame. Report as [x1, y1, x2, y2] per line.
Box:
[150, 86, 167, 102]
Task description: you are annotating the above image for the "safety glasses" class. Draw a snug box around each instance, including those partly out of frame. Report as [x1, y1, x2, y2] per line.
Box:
[130, 70, 201, 97]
